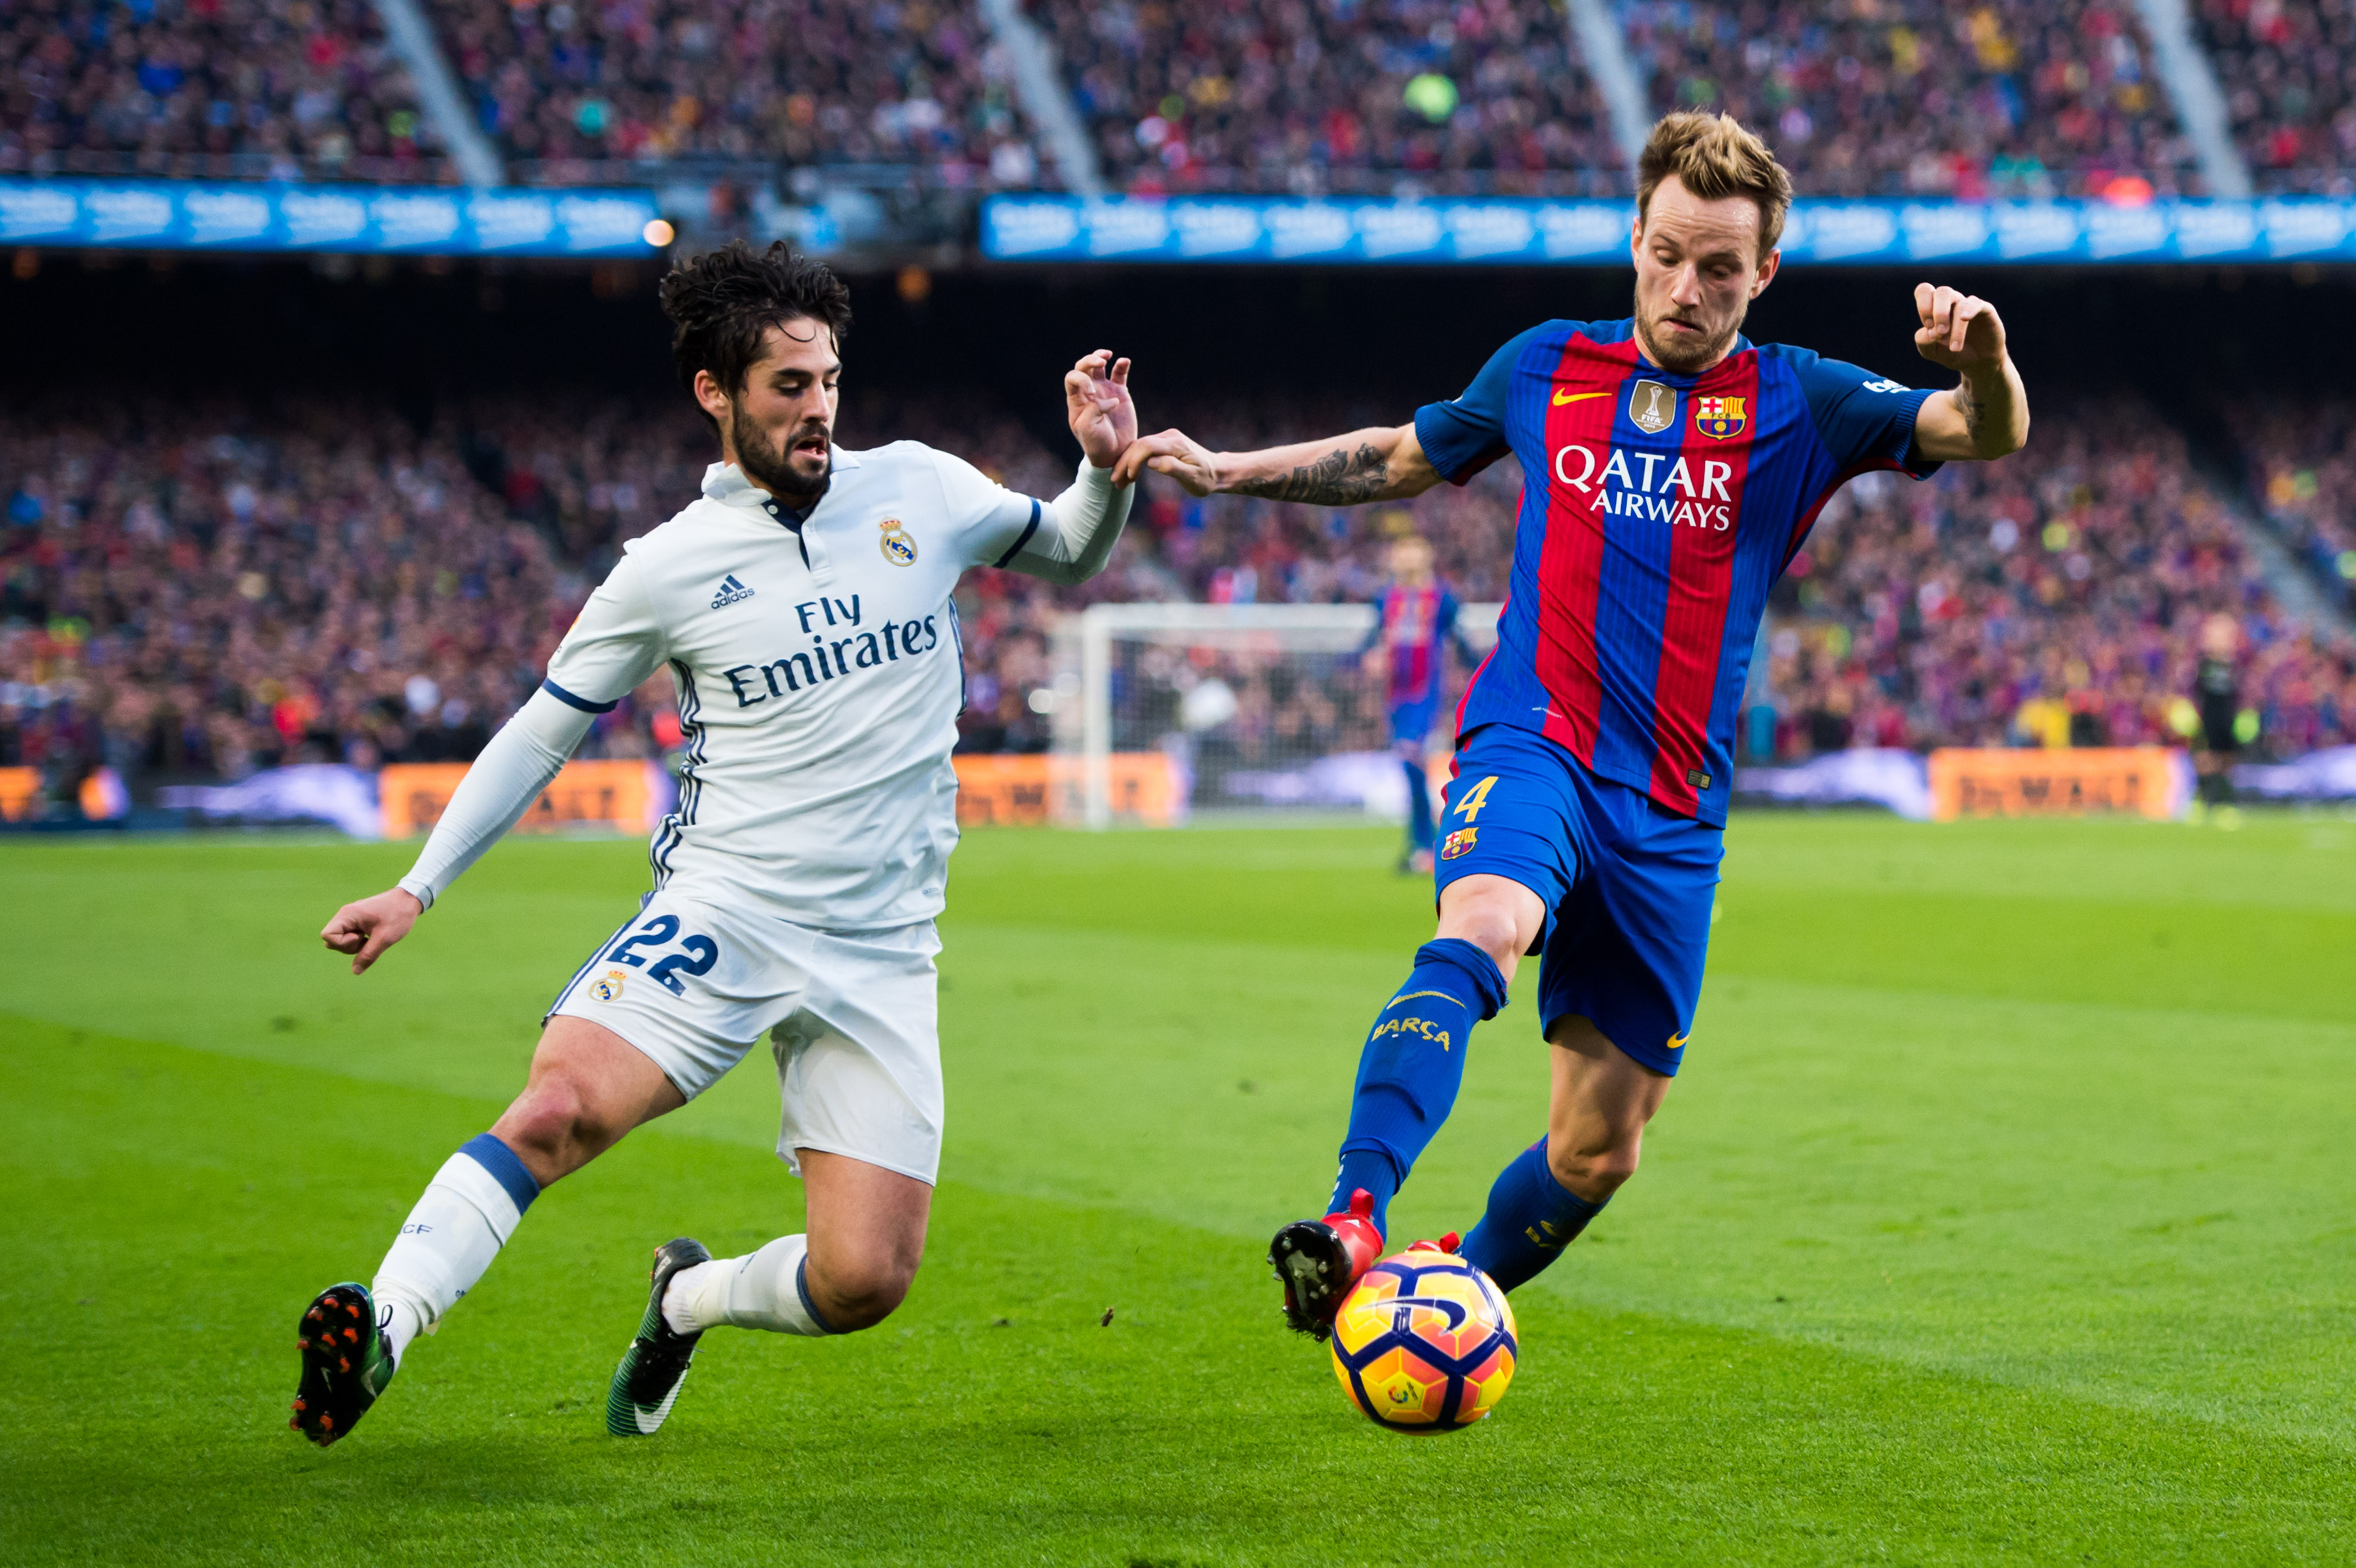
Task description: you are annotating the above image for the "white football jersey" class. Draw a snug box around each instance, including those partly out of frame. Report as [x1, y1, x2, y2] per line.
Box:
[541, 445, 1044, 929]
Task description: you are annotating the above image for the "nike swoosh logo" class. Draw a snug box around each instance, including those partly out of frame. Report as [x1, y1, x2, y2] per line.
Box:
[1552, 391, 1612, 405]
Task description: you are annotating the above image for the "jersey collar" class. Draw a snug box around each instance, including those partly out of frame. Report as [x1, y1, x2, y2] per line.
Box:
[699, 447, 862, 511]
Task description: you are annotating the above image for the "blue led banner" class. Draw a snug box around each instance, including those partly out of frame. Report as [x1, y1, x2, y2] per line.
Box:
[0, 179, 662, 255]
[982, 195, 2356, 266]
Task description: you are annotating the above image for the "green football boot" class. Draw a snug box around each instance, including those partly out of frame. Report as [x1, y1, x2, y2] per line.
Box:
[606, 1237, 713, 1437]
[289, 1283, 397, 1447]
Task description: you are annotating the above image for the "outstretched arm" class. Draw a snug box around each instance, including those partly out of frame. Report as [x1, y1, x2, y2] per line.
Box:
[322, 556, 663, 973]
[320, 689, 593, 972]
[1908, 284, 2028, 462]
[1110, 420, 1441, 505]
[997, 349, 1140, 586]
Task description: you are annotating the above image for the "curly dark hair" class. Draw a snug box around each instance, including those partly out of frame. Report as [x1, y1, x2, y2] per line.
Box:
[656, 240, 853, 429]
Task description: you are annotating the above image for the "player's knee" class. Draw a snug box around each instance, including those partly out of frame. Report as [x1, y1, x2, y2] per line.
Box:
[808, 1254, 919, 1332]
[1546, 1128, 1641, 1200]
[1437, 892, 1524, 969]
[496, 1074, 625, 1170]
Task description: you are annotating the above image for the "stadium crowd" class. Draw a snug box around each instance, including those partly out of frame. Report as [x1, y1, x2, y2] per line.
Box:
[5, 390, 2353, 809]
[2197, 0, 2356, 193]
[1766, 400, 2356, 759]
[2225, 393, 2356, 612]
[11, 0, 2349, 200]
[1031, 0, 1624, 196]
[426, 0, 1046, 185]
[1619, 0, 2199, 199]
[0, 0, 445, 182]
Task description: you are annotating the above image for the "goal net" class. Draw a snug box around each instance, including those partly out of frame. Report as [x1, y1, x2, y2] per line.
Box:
[1049, 602, 1500, 828]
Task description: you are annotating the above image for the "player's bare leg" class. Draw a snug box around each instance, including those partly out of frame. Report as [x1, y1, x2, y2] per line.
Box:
[493, 1016, 689, 1185]
[612, 1150, 931, 1434]
[1449, 1017, 1667, 1292]
[1268, 876, 1542, 1337]
[1541, 1016, 1669, 1202]
[292, 1016, 683, 1446]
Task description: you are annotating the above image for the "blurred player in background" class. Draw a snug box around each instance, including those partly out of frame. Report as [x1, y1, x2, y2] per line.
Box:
[2192, 612, 2244, 823]
[1118, 111, 2029, 1339]
[1361, 534, 1479, 873]
[295, 242, 1140, 1445]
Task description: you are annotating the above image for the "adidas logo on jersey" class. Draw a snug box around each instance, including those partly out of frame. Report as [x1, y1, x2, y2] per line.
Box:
[710, 574, 755, 609]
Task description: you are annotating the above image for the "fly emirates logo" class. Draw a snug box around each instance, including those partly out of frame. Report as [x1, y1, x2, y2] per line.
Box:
[1552, 444, 1736, 531]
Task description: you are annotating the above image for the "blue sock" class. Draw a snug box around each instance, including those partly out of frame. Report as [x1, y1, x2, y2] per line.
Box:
[1330, 938, 1509, 1236]
[1458, 1136, 1607, 1292]
[1404, 758, 1436, 851]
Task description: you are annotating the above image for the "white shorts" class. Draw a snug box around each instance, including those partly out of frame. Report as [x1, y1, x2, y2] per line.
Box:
[547, 889, 944, 1185]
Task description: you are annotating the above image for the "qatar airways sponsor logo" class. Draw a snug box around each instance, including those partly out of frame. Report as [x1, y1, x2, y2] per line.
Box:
[1550, 444, 1736, 530]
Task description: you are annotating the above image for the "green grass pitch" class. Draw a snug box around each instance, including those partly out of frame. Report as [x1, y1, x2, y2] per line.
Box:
[2, 813, 2351, 1565]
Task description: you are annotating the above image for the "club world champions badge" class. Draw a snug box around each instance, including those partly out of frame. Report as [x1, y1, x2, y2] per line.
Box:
[878, 518, 918, 565]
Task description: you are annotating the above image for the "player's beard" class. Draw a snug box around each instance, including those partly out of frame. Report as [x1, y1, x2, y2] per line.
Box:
[1634, 289, 1746, 374]
[730, 403, 832, 509]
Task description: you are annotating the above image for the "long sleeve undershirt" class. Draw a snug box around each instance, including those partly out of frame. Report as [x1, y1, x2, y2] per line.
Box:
[396, 688, 591, 909]
[1004, 458, 1133, 585]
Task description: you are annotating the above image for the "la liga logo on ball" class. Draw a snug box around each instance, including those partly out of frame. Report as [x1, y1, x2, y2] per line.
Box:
[1329, 1244, 1516, 1433]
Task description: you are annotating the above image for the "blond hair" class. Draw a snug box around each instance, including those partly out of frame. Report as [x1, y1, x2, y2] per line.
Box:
[1636, 112, 1793, 261]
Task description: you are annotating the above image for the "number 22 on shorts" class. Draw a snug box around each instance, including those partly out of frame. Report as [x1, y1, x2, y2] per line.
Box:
[604, 915, 721, 996]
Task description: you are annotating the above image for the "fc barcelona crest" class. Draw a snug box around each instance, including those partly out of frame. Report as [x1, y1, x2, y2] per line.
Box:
[1629, 379, 1676, 435]
[1693, 395, 1748, 440]
[879, 518, 918, 565]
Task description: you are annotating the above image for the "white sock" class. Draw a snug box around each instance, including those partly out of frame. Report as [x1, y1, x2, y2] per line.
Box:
[369, 1136, 539, 1360]
[663, 1234, 834, 1336]
[377, 1296, 426, 1366]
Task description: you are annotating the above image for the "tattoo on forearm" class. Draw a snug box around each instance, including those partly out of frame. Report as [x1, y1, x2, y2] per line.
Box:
[1955, 375, 1985, 442]
[1234, 442, 1391, 504]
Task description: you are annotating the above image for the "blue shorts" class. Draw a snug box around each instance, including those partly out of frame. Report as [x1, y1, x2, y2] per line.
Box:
[1433, 724, 1723, 1076]
[1389, 697, 1439, 750]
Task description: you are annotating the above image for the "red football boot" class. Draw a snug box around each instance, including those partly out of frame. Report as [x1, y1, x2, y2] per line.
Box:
[1267, 1189, 1387, 1340]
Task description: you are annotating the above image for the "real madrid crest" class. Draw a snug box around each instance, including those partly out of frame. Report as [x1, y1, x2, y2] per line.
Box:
[878, 518, 918, 566]
[589, 969, 625, 1002]
[1629, 379, 1676, 435]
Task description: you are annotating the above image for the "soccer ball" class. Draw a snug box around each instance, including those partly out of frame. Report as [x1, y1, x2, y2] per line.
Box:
[1328, 1246, 1516, 1434]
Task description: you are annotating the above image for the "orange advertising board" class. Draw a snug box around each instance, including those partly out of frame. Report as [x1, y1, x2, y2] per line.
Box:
[0, 766, 37, 821]
[953, 752, 1181, 827]
[1926, 747, 2186, 822]
[380, 760, 663, 839]
[379, 753, 1180, 838]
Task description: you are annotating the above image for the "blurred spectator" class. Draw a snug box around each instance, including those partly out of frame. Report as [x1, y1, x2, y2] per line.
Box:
[427, 0, 1048, 185]
[1620, 0, 2200, 198]
[0, 0, 446, 181]
[1750, 399, 2355, 760]
[2197, 0, 2356, 194]
[2223, 393, 2356, 612]
[1032, 0, 1625, 196]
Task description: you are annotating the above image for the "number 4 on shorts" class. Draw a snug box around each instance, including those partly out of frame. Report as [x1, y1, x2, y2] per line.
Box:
[1453, 775, 1499, 823]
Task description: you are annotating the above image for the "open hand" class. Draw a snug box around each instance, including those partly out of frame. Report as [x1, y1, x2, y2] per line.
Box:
[1913, 283, 2006, 372]
[1111, 428, 1220, 495]
[321, 887, 424, 975]
[1065, 349, 1137, 473]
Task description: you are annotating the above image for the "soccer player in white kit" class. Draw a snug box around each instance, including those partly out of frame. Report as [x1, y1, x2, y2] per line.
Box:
[291, 241, 1140, 1445]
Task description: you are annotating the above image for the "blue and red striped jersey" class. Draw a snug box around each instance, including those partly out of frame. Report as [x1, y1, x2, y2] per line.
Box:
[1364, 583, 1472, 708]
[1413, 317, 1940, 826]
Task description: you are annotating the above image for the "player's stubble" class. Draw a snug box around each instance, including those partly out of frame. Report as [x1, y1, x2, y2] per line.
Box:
[1634, 283, 1748, 375]
[730, 400, 833, 509]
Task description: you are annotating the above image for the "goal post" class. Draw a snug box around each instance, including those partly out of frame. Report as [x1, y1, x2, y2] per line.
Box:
[1054, 601, 1501, 829]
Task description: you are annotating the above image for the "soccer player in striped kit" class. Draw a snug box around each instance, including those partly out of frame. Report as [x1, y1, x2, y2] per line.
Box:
[1115, 111, 2028, 1336]
[1362, 535, 1479, 874]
